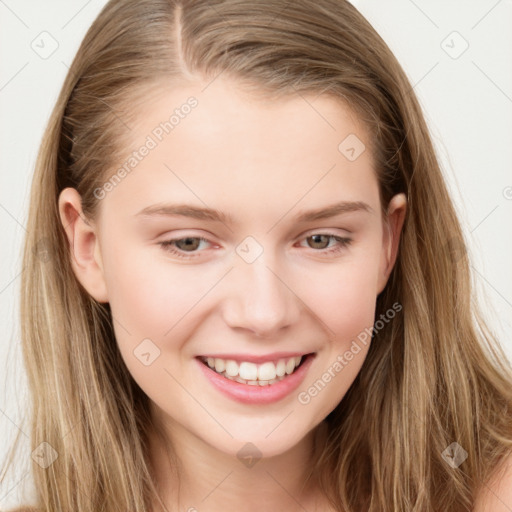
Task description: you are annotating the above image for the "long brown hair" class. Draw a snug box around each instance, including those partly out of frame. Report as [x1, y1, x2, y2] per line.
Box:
[3, 0, 512, 510]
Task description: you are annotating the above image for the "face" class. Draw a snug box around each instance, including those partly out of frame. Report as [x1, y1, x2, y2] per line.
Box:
[60, 76, 405, 459]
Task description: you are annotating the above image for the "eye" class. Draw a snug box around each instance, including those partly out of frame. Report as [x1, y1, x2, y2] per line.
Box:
[298, 233, 352, 255]
[159, 236, 212, 259]
[158, 233, 352, 260]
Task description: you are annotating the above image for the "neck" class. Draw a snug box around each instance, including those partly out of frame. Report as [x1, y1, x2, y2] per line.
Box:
[147, 408, 331, 512]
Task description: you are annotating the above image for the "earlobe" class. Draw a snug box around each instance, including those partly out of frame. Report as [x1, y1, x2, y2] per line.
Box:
[58, 187, 109, 303]
[377, 193, 407, 294]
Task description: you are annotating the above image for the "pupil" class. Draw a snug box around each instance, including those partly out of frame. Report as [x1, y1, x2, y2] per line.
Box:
[310, 234, 329, 249]
[176, 238, 200, 251]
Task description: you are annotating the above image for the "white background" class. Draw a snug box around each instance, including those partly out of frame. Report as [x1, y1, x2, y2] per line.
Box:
[1, 0, 511, 507]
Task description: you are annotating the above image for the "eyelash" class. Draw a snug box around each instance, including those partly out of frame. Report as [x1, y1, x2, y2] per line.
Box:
[158, 233, 352, 259]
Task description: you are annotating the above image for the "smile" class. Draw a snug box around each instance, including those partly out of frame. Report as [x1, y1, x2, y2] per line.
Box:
[196, 352, 316, 404]
[199, 355, 304, 385]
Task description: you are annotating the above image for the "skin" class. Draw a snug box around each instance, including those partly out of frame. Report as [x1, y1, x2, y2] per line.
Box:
[59, 76, 407, 511]
[473, 454, 512, 512]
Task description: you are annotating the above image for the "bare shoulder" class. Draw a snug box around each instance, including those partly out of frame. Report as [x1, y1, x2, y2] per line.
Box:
[473, 451, 512, 512]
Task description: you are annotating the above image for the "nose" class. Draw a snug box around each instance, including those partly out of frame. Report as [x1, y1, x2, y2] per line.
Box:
[222, 253, 301, 338]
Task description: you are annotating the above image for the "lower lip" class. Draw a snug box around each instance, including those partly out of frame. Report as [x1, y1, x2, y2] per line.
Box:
[196, 354, 315, 405]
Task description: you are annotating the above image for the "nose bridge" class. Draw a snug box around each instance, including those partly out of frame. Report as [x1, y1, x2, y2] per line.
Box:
[223, 246, 300, 337]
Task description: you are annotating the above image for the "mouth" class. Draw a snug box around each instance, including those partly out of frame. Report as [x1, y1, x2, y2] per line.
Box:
[198, 354, 311, 386]
[196, 352, 316, 404]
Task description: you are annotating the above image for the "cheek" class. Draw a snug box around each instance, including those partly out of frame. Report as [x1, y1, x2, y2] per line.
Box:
[296, 263, 378, 418]
[99, 240, 206, 391]
[101, 236, 198, 330]
[100, 237, 226, 369]
[306, 254, 382, 342]
[103, 255, 167, 334]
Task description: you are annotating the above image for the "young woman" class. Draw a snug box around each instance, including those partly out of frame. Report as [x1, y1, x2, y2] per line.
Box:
[3, 0, 512, 510]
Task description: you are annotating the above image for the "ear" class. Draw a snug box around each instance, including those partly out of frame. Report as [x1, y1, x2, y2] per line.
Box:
[376, 193, 407, 294]
[58, 187, 109, 303]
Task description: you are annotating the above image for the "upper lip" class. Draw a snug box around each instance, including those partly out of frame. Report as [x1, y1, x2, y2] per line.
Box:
[198, 352, 314, 364]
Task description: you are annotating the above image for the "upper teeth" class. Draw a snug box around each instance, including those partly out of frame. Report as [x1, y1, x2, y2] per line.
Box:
[203, 356, 302, 382]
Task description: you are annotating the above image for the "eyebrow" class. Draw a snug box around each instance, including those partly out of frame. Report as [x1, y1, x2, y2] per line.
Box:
[135, 200, 373, 224]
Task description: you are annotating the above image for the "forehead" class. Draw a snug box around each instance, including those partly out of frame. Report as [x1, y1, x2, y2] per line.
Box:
[97, 76, 380, 224]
